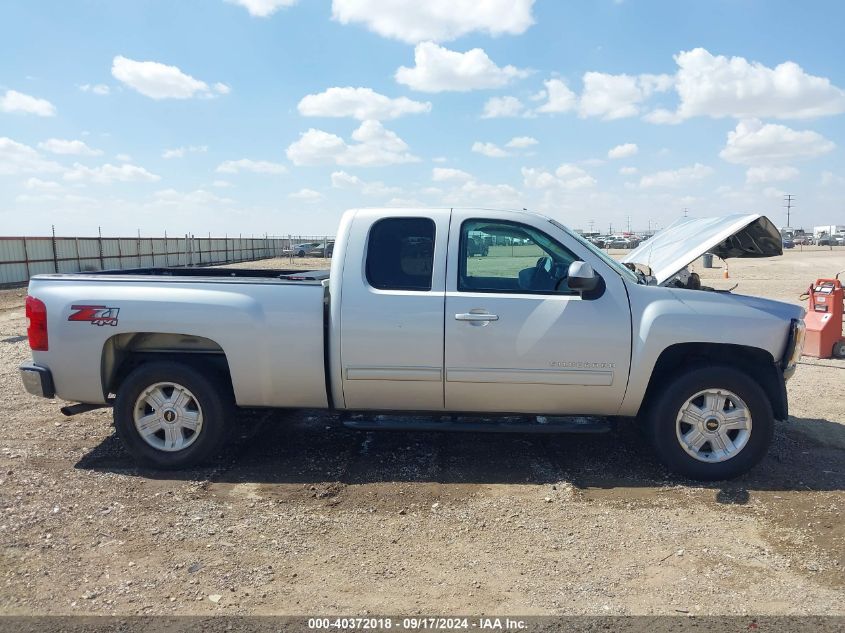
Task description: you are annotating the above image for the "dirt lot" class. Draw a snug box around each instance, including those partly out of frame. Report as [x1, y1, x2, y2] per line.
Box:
[0, 249, 843, 616]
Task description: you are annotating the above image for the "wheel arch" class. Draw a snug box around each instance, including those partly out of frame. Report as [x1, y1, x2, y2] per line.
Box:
[638, 342, 787, 421]
[101, 332, 233, 399]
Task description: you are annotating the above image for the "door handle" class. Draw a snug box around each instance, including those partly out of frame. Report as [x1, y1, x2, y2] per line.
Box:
[455, 313, 499, 322]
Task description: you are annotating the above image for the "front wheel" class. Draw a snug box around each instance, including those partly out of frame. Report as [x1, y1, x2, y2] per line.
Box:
[645, 365, 774, 480]
[113, 361, 232, 469]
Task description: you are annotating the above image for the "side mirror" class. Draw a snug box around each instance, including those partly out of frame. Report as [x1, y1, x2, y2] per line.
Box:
[567, 261, 599, 292]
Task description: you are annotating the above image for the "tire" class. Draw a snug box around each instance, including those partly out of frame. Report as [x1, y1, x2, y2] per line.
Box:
[645, 365, 774, 480]
[833, 341, 845, 359]
[297, 250, 305, 257]
[113, 361, 232, 469]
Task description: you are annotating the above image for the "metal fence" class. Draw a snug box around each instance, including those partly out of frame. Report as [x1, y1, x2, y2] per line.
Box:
[0, 234, 333, 287]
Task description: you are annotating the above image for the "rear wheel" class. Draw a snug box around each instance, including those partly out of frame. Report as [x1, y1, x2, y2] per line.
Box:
[645, 365, 773, 480]
[113, 361, 232, 469]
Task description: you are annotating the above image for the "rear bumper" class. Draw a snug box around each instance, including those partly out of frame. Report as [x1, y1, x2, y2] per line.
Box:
[19, 363, 55, 399]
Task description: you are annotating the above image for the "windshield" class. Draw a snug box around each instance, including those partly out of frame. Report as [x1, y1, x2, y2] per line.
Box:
[548, 219, 640, 283]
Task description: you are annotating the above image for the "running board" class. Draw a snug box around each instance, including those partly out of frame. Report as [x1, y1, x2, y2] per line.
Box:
[342, 416, 611, 434]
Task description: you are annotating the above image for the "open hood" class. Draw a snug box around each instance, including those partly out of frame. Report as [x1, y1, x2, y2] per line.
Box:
[621, 213, 782, 285]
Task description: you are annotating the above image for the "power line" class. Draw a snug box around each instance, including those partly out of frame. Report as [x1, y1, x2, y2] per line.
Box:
[784, 194, 795, 228]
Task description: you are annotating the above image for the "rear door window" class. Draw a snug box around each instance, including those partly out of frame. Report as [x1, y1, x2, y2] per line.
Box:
[366, 218, 436, 291]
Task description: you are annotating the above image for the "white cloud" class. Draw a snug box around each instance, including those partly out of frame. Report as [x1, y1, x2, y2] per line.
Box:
[331, 0, 535, 44]
[330, 170, 361, 189]
[638, 163, 713, 188]
[330, 170, 400, 196]
[481, 96, 524, 118]
[64, 162, 161, 184]
[111, 56, 229, 100]
[452, 179, 522, 208]
[0, 138, 63, 175]
[672, 48, 845, 120]
[745, 166, 799, 184]
[619, 166, 638, 176]
[608, 143, 638, 159]
[642, 108, 682, 125]
[719, 119, 835, 165]
[79, 83, 110, 95]
[432, 167, 473, 182]
[38, 138, 103, 156]
[579, 72, 672, 120]
[153, 188, 233, 206]
[535, 79, 577, 114]
[288, 188, 324, 203]
[226, 0, 298, 17]
[216, 159, 287, 174]
[471, 141, 509, 158]
[23, 178, 63, 191]
[0, 90, 56, 117]
[298, 86, 431, 120]
[821, 171, 845, 187]
[522, 164, 596, 190]
[286, 120, 419, 167]
[212, 179, 233, 188]
[395, 42, 530, 93]
[162, 145, 208, 159]
[386, 197, 427, 208]
[505, 136, 538, 149]
[115, 153, 132, 162]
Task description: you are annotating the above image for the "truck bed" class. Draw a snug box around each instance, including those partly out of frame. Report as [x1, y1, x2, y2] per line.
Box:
[26, 269, 331, 409]
[34, 267, 331, 284]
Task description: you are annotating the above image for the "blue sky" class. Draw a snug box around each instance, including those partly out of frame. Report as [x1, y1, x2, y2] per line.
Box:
[1, 0, 844, 236]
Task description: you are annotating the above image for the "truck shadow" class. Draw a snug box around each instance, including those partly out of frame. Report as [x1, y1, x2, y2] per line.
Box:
[74, 410, 845, 499]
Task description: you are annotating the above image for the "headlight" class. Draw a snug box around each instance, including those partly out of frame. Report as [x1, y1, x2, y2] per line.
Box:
[782, 318, 805, 380]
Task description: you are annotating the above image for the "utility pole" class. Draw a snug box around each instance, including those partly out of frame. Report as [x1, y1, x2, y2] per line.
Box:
[784, 194, 795, 228]
[588, 219, 595, 234]
[683, 207, 689, 218]
[626, 215, 631, 233]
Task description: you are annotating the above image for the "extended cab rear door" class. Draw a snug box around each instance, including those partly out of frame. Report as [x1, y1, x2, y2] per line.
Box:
[337, 209, 450, 410]
[443, 209, 632, 415]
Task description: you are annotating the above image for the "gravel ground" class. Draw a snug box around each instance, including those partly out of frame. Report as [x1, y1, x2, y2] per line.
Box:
[0, 249, 843, 616]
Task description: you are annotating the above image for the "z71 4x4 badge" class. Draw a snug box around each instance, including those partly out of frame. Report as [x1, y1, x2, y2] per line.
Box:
[68, 305, 120, 326]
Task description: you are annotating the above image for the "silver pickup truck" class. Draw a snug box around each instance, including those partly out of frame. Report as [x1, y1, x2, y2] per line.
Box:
[19, 208, 805, 480]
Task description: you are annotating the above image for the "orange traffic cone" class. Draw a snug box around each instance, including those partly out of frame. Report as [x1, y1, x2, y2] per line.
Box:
[723, 265, 730, 279]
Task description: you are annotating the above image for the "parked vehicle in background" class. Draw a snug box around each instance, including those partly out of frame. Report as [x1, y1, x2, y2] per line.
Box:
[793, 235, 810, 246]
[19, 208, 804, 481]
[609, 236, 635, 249]
[782, 238, 795, 249]
[589, 237, 606, 249]
[818, 235, 833, 246]
[286, 241, 334, 257]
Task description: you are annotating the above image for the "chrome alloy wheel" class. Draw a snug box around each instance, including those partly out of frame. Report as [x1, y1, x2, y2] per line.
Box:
[133, 382, 204, 452]
[675, 388, 752, 463]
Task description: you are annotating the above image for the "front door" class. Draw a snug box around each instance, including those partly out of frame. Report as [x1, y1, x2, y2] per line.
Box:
[443, 211, 632, 415]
